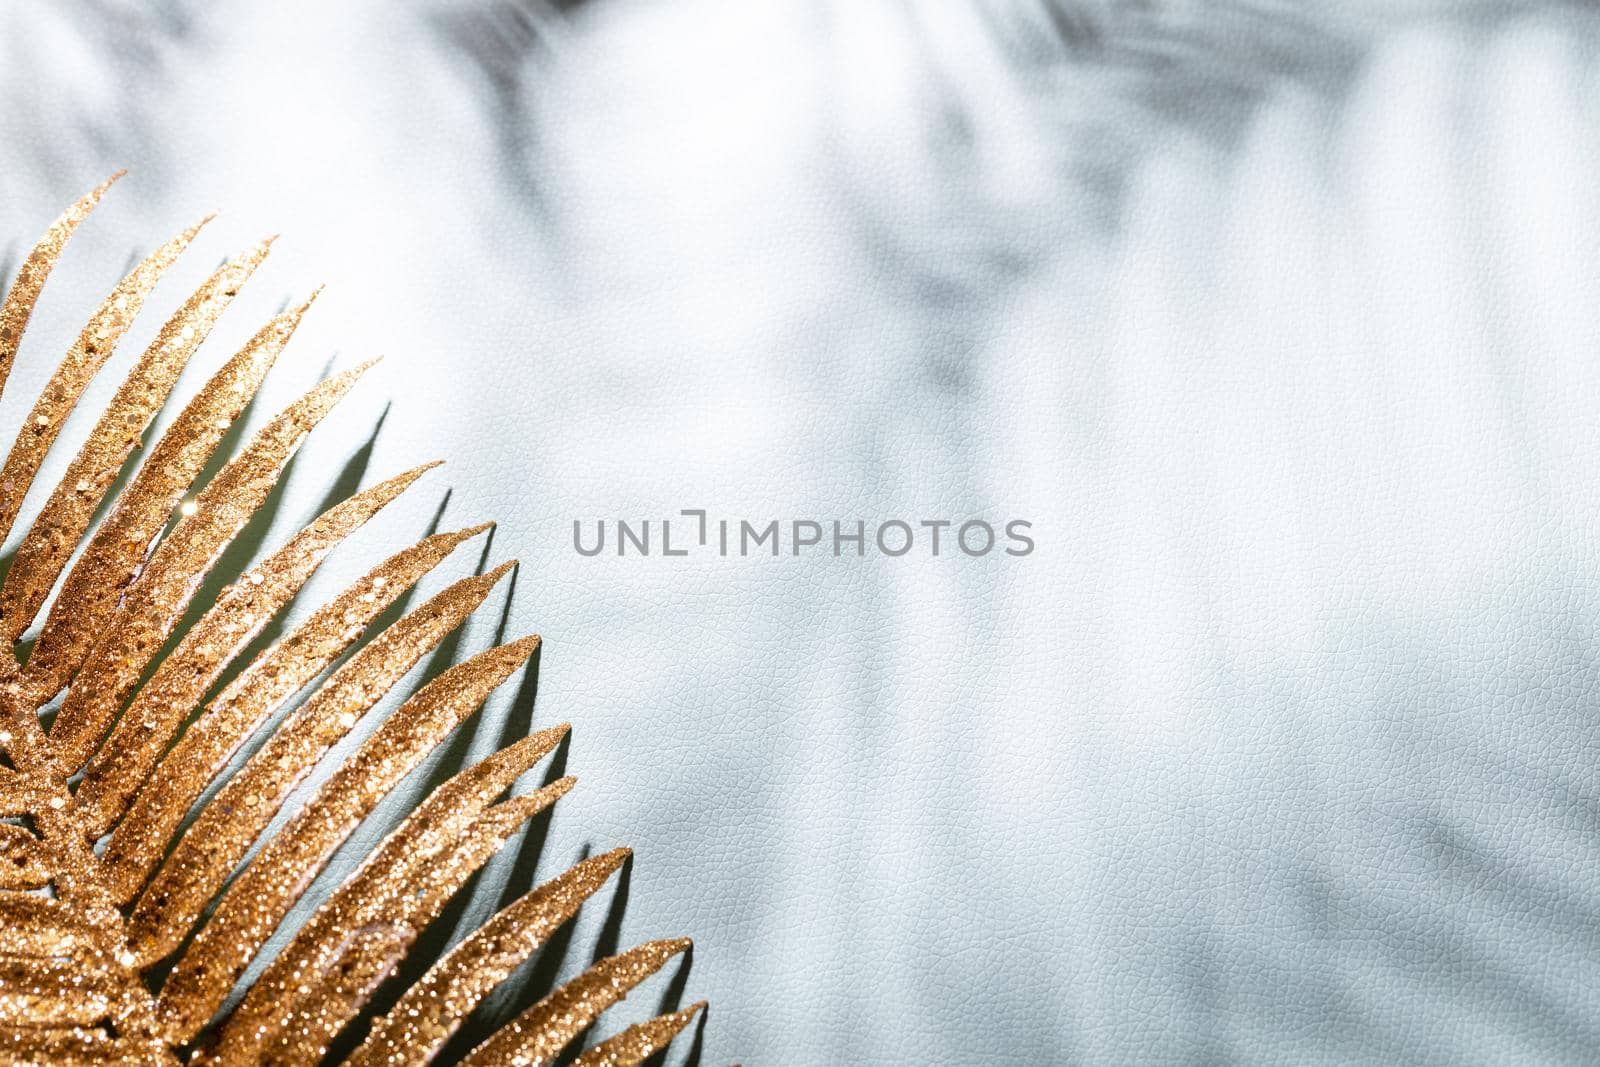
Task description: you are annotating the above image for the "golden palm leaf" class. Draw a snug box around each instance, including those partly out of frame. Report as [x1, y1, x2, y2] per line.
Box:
[0, 177, 704, 1066]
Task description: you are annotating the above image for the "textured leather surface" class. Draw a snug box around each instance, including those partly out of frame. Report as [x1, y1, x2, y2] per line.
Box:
[4, 2, 1600, 1063]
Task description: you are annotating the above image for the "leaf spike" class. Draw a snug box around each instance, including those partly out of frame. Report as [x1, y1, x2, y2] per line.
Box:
[217, 773, 577, 1066]
[459, 939, 694, 1067]
[151, 630, 542, 1038]
[128, 570, 525, 965]
[100, 520, 497, 904]
[0, 213, 211, 546]
[0, 191, 711, 1065]
[0, 172, 122, 396]
[570, 1001, 708, 1067]
[74, 460, 444, 837]
[22, 292, 319, 701]
[47, 356, 376, 768]
[345, 844, 634, 1067]
[0, 235, 275, 642]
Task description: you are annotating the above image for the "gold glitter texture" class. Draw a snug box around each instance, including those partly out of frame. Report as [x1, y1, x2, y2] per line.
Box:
[0, 172, 120, 394]
[0, 182, 704, 1067]
[52, 359, 376, 769]
[216, 737, 572, 1065]
[127, 564, 520, 966]
[0, 238, 272, 643]
[153, 634, 542, 1036]
[459, 939, 693, 1067]
[0, 215, 211, 550]
[0, 822, 49, 891]
[349, 848, 632, 1067]
[100, 522, 492, 904]
[75, 461, 439, 838]
[571, 1002, 709, 1067]
[25, 293, 318, 704]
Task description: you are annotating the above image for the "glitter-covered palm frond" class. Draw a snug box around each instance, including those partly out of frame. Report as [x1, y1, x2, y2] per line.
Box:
[0, 178, 703, 1066]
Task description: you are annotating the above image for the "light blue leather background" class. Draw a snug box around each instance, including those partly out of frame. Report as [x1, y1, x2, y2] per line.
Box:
[3, 2, 1600, 1063]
